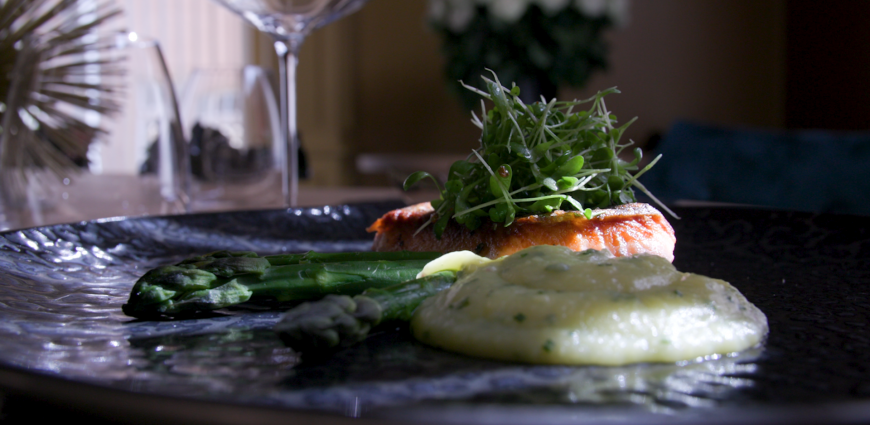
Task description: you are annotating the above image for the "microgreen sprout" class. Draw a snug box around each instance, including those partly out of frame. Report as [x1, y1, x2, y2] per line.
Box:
[405, 72, 675, 238]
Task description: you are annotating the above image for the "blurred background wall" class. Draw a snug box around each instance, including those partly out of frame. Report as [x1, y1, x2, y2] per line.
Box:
[785, 0, 870, 130]
[339, 0, 788, 186]
[563, 0, 786, 146]
[122, 0, 870, 188]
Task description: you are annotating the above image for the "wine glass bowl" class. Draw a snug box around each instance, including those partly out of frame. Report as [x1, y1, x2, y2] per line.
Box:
[216, 0, 368, 39]
[213, 0, 370, 207]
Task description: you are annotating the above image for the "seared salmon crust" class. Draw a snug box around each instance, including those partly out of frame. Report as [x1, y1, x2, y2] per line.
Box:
[367, 202, 676, 262]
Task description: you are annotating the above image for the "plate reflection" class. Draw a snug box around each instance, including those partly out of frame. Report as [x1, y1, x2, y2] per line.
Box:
[128, 325, 761, 417]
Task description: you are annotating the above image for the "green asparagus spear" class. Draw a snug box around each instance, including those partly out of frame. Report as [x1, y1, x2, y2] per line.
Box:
[122, 250, 442, 318]
[274, 270, 457, 353]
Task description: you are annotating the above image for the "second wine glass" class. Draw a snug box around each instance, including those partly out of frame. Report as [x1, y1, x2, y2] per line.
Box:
[213, 0, 370, 207]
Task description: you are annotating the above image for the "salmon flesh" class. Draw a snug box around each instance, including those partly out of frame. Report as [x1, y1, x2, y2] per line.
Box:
[367, 202, 676, 262]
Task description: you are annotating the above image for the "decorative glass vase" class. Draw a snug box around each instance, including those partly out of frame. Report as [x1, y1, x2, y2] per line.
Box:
[0, 33, 189, 231]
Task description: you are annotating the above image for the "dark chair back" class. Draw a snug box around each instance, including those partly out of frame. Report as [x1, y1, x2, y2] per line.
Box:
[640, 121, 870, 216]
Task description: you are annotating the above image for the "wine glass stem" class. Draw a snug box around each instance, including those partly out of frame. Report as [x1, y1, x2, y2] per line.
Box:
[274, 38, 302, 208]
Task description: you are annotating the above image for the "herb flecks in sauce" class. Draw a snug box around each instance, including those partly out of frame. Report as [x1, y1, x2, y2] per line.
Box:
[411, 245, 768, 365]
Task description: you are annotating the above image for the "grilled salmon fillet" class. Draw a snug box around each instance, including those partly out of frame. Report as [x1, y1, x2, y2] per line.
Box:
[367, 202, 676, 262]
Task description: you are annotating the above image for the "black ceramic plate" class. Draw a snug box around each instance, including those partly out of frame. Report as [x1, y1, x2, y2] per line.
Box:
[0, 202, 868, 425]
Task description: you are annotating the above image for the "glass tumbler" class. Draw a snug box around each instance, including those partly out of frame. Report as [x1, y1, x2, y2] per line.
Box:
[180, 66, 283, 211]
[86, 32, 189, 216]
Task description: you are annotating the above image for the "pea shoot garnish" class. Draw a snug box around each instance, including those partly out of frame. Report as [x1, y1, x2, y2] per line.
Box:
[405, 72, 674, 239]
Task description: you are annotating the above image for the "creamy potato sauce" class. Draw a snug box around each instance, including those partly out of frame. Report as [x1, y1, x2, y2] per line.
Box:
[411, 245, 768, 365]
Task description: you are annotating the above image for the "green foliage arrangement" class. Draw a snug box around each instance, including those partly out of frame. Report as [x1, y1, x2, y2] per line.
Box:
[428, 0, 627, 109]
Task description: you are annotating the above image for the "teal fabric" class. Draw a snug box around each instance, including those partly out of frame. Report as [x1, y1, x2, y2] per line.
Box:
[640, 121, 870, 216]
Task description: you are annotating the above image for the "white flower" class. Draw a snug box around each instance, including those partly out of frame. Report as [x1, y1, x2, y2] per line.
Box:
[575, 0, 607, 17]
[535, 0, 571, 15]
[427, 0, 630, 29]
[428, 0, 447, 22]
[445, 0, 476, 32]
[606, 0, 630, 27]
[574, 0, 629, 24]
[487, 0, 529, 24]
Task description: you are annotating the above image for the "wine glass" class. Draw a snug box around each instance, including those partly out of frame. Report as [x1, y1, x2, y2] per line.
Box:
[212, 0, 370, 207]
